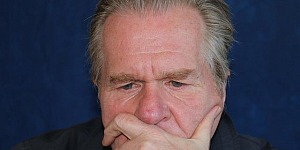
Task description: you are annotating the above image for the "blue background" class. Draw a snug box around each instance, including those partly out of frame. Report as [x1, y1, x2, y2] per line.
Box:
[1, 0, 299, 149]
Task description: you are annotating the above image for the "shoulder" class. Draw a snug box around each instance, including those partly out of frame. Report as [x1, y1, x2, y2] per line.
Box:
[11, 118, 105, 150]
[238, 134, 277, 150]
[211, 112, 277, 150]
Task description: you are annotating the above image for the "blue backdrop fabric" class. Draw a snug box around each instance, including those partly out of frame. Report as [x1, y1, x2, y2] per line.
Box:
[1, 0, 299, 149]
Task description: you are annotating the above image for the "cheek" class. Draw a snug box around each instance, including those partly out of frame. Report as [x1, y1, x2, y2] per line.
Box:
[166, 87, 223, 137]
[170, 96, 206, 137]
[99, 91, 118, 127]
[99, 91, 138, 127]
[161, 86, 201, 136]
[99, 99, 116, 127]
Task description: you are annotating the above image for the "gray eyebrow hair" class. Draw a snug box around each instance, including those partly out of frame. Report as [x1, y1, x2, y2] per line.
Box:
[108, 69, 196, 85]
[109, 73, 137, 85]
[160, 69, 195, 80]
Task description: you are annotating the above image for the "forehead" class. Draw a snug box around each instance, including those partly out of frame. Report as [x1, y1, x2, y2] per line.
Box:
[102, 5, 205, 54]
[100, 5, 209, 80]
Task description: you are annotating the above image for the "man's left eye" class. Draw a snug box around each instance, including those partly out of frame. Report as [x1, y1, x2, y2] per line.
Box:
[170, 81, 184, 87]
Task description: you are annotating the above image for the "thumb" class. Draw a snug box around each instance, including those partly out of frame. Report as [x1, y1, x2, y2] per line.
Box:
[191, 106, 222, 142]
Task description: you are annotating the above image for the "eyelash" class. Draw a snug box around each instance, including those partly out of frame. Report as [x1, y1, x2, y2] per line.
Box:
[117, 80, 187, 91]
[166, 80, 187, 89]
[118, 82, 140, 91]
[119, 83, 133, 90]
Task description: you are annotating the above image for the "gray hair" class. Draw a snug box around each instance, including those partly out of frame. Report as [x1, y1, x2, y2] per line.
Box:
[88, 0, 234, 95]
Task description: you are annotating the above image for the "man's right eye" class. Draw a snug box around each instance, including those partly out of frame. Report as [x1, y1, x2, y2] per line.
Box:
[119, 83, 134, 90]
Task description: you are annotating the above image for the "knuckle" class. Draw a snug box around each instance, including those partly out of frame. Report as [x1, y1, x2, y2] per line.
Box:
[113, 113, 132, 128]
[138, 141, 154, 150]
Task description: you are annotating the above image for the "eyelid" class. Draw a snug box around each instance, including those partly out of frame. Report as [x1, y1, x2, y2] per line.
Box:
[165, 80, 188, 87]
[117, 82, 142, 90]
[173, 80, 188, 85]
[113, 80, 136, 87]
[118, 82, 132, 89]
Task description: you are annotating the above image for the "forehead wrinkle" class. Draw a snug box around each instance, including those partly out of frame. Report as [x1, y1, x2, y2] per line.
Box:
[131, 50, 181, 55]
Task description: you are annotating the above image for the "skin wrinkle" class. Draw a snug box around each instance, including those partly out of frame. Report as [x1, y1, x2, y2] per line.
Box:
[132, 50, 183, 55]
[104, 9, 202, 54]
[138, 82, 169, 118]
[130, 51, 197, 69]
[90, 1, 234, 94]
[107, 52, 199, 84]
[99, 5, 225, 147]
[163, 89, 200, 138]
[163, 68, 206, 138]
[108, 68, 202, 89]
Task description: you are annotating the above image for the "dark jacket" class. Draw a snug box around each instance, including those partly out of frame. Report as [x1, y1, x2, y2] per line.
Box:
[12, 112, 276, 150]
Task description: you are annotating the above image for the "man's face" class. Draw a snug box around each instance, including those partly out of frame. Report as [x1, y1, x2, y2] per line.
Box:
[99, 6, 225, 146]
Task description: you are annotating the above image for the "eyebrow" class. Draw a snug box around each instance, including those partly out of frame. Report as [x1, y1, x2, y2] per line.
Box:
[160, 69, 195, 80]
[108, 69, 196, 85]
[109, 73, 137, 85]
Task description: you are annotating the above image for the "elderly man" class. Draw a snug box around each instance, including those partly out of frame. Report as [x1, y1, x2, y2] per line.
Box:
[13, 0, 275, 150]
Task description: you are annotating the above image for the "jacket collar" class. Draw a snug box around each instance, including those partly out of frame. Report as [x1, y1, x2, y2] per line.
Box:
[210, 112, 240, 150]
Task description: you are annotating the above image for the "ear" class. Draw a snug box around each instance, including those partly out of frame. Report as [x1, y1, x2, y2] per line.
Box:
[92, 78, 99, 87]
[222, 71, 231, 103]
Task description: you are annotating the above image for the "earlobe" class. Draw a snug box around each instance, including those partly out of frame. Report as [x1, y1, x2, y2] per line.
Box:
[222, 71, 230, 103]
[227, 71, 231, 77]
[222, 88, 226, 103]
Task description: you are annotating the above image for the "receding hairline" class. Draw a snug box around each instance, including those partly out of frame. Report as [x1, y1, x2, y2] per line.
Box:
[101, 5, 210, 86]
[101, 4, 207, 53]
[89, 0, 234, 95]
[95, 2, 215, 87]
[101, 3, 206, 35]
[106, 1, 200, 16]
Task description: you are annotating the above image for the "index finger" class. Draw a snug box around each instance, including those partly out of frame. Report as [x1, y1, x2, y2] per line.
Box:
[102, 113, 150, 146]
[191, 106, 222, 142]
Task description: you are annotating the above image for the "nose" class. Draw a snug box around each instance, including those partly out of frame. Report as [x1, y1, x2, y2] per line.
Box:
[134, 85, 170, 125]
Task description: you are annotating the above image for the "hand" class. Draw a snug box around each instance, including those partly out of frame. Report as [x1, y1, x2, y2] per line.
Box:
[102, 106, 222, 150]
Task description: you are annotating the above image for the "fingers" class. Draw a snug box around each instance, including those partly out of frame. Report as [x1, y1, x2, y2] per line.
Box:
[103, 106, 223, 148]
[191, 106, 222, 142]
[102, 113, 149, 146]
